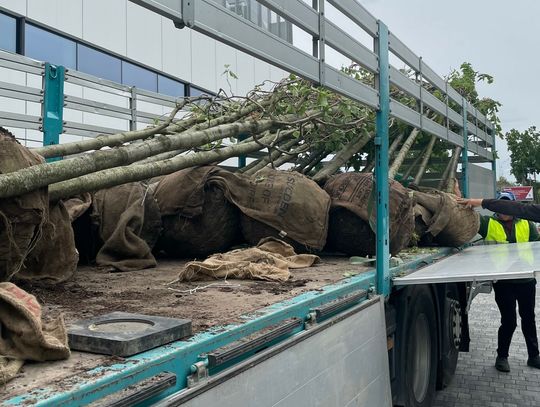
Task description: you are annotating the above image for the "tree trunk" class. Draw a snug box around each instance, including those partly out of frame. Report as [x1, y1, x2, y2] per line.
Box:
[265, 143, 307, 169]
[302, 150, 328, 175]
[312, 130, 373, 183]
[444, 146, 462, 192]
[295, 148, 324, 173]
[242, 137, 300, 175]
[0, 119, 278, 199]
[413, 135, 436, 184]
[389, 128, 420, 179]
[363, 132, 404, 173]
[49, 133, 279, 200]
[33, 99, 268, 159]
[438, 146, 461, 190]
[401, 145, 427, 180]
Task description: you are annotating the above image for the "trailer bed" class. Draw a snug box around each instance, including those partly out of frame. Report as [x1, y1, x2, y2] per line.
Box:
[2, 256, 368, 402]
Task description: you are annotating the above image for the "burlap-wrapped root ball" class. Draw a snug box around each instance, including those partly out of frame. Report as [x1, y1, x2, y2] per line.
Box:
[0, 128, 48, 282]
[89, 182, 162, 271]
[154, 166, 242, 258]
[412, 190, 479, 247]
[17, 200, 79, 283]
[216, 168, 331, 253]
[323, 173, 415, 256]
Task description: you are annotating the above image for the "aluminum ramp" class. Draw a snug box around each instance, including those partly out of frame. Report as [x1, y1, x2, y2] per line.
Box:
[393, 241, 540, 286]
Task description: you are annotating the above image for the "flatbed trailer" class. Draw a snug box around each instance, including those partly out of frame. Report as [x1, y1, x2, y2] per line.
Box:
[4, 242, 540, 406]
[0, 1, 504, 406]
[1, 248, 454, 406]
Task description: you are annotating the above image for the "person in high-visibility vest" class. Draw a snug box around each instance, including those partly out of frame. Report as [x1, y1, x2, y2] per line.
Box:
[459, 192, 540, 372]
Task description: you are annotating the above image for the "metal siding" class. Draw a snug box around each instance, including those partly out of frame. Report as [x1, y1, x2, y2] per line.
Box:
[191, 30, 217, 92]
[27, 0, 83, 38]
[215, 41, 238, 94]
[161, 15, 192, 83]
[236, 50, 256, 95]
[127, 1, 163, 70]
[179, 299, 391, 407]
[82, 0, 127, 55]
[0, 0, 26, 14]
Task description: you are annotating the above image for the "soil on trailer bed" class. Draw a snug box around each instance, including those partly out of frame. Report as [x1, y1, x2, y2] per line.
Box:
[18, 256, 367, 332]
[2, 256, 368, 402]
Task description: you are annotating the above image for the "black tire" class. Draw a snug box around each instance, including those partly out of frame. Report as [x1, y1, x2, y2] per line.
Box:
[437, 283, 461, 389]
[400, 285, 438, 407]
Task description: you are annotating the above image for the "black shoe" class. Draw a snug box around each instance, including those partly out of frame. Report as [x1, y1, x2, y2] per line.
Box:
[527, 355, 540, 369]
[495, 356, 510, 372]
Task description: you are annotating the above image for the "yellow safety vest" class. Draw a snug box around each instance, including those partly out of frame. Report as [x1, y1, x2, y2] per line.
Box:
[485, 218, 530, 243]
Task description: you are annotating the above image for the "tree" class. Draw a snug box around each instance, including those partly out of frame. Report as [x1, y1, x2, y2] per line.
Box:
[496, 176, 516, 190]
[505, 127, 540, 184]
[447, 62, 502, 136]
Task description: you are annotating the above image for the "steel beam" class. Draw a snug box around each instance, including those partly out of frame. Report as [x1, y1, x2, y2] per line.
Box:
[374, 21, 390, 297]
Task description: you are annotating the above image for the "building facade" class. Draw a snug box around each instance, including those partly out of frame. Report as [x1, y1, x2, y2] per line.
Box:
[0, 0, 289, 147]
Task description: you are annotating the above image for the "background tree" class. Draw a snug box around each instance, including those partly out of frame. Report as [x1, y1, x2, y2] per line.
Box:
[505, 126, 540, 185]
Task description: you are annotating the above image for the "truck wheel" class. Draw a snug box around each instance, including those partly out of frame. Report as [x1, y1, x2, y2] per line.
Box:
[437, 284, 461, 389]
[402, 286, 438, 407]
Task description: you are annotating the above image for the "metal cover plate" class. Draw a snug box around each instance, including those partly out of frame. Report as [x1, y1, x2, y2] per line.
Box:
[393, 242, 540, 285]
[68, 312, 192, 356]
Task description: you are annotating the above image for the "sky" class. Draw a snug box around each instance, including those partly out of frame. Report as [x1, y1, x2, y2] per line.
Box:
[295, 0, 539, 181]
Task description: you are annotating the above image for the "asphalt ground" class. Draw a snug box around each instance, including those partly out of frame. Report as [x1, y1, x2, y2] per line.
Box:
[433, 286, 540, 406]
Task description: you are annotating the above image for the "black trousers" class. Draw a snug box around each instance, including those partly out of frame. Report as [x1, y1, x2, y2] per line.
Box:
[493, 280, 539, 358]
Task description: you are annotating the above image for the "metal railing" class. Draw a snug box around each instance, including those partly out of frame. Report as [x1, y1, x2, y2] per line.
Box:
[0, 49, 184, 144]
[128, 0, 497, 297]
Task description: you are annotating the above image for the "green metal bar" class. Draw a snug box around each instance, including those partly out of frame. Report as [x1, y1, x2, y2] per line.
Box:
[42, 63, 65, 162]
[237, 133, 248, 168]
[461, 97, 469, 197]
[374, 21, 390, 297]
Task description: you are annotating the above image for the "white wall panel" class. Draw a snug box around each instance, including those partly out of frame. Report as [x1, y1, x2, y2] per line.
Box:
[82, 0, 127, 56]
[59, 134, 84, 144]
[126, 2, 162, 70]
[235, 51, 255, 96]
[0, 0, 26, 15]
[191, 31, 216, 92]
[0, 66, 26, 86]
[254, 59, 272, 91]
[161, 17, 191, 83]
[270, 66, 287, 83]
[82, 112, 128, 132]
[28, 0, 83, 38]
[25, 129, 43, 147]
[215, 43, 237, 95]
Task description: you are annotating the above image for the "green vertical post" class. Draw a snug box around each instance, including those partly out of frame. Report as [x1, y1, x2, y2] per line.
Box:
[461, 98, 469, 197]
[238, 133, 248, 168]
[42, 63, 65, 162]
[374, 21, 390, 297]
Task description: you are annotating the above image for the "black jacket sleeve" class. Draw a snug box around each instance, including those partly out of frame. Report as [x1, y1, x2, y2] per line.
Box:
[482, 199, 540, 222]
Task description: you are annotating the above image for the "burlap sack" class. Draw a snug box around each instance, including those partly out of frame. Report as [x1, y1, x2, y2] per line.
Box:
[91, 182, 162, 271]
[209, 168, 331, 251]
[154, 166, 241, 258]
[0, 283, 70, 384]
[323, 172, 414, 256]
[0, 128, 48, 282]
[412, 190, 479, 246]
[63, 192, 92, 222]
[177, 237, 319, 282]
[16, 200, 78, 283]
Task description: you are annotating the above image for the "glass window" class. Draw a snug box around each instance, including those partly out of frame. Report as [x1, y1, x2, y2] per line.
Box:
[0, 13, 16, 53]
[121, 61, 157, 92]
[25, 24, 76, 68]
[248, 0, 260, 25]
[190, 86, 207, 97]
[77, 44, 121, 82]
[158, 75, 186, 97]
